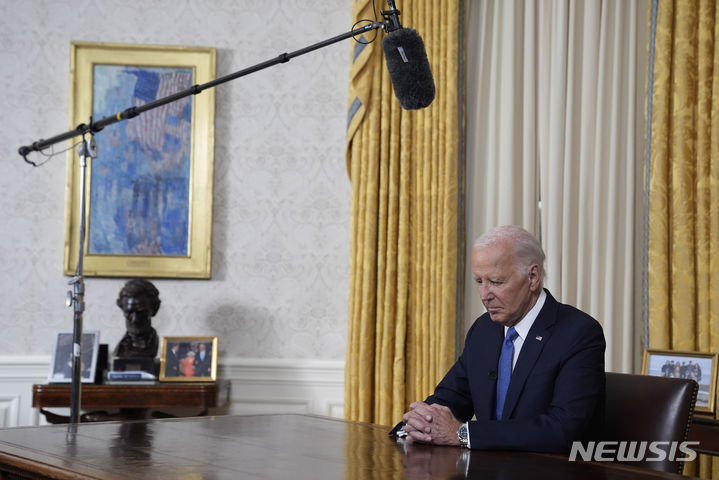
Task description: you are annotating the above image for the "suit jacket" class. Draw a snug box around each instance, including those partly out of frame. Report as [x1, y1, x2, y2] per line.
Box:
[195, 352, 212, 377]
[425, 289, 605, 453]
[166, 350, 180, 377]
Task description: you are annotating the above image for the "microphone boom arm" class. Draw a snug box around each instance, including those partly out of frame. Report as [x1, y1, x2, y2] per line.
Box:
[18, 21, 387, 164]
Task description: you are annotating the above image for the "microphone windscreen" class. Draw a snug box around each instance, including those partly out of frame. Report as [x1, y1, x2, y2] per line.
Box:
[382, 28, 436, 110]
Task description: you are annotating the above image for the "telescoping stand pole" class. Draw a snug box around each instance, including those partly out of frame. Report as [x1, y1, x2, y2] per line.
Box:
[65, 135, 96, 425]
[17, 19, 390, 428]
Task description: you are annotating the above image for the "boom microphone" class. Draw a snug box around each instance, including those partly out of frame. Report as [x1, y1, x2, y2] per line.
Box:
[381, 1, 436, 110]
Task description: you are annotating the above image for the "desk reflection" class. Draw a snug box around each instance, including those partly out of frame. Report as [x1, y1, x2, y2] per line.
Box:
[111, 422, 154, 463]
[344, 421, 468, 480]
[389, 437, 613, 480]
[396, 440, 468, 479]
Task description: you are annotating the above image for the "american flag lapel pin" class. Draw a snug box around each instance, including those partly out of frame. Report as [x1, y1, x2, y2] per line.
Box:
[535, 336, 543, 341]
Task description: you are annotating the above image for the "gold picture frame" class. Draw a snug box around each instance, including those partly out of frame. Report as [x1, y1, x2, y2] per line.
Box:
[64, 41, 216, 278]
[159, 336, 218, 382]
[642, 349, 718, 415]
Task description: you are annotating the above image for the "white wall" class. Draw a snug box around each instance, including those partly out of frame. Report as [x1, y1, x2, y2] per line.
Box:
[0, 0, 352, 424]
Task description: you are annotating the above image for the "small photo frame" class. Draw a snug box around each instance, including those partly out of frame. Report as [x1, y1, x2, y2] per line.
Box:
[48, 331, 100, 383]
[159, 336, 218, 382]
[642, 349, 718, 414]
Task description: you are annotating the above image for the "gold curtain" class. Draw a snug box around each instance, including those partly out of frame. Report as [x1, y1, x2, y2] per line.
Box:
[647, 0, 718, 477]
[344, 0, 462, 426]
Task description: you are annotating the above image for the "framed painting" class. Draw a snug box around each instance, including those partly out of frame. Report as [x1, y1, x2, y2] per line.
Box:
[642, 349, 718, 415]
[48, 330, 100, 384]
[63, 42, 216, 278]
[159, 336, 218, 382]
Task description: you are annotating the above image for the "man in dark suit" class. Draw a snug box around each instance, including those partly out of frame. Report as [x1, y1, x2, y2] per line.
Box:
[399, 225, 605, 453]
[194, 343, 212, 377]
[165, 343, 181, 377]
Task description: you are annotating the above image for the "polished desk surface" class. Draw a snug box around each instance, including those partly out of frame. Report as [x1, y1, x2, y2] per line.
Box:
[0, 414, 701, 480]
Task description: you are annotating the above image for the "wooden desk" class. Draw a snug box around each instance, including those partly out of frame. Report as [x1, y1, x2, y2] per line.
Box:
[32, 381, 230, 423]
[0, 414, 701, 480]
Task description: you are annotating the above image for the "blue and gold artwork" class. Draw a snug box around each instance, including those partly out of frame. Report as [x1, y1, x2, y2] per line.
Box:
[89, 65, 193, 256]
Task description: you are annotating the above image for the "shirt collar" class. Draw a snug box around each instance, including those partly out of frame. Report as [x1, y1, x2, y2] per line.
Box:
[505, 289, 547, 341]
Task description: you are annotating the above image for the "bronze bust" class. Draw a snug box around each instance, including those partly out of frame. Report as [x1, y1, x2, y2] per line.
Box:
[113, 279, 161, 358]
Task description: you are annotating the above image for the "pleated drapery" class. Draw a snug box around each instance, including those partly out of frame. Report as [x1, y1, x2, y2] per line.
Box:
[646, 1, 719, 477]
[465, 0, 646, 372]
[344, 0, 463, 426]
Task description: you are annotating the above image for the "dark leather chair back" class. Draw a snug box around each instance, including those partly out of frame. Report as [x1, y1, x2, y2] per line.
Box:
[603, 372, 698, 474]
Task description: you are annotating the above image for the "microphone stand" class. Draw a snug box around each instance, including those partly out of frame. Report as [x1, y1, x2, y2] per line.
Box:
[64, 135, 95, 425]
[17, 19, 391, 427]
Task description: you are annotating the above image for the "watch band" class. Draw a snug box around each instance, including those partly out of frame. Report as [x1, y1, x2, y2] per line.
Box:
[457, 422, 469, 448]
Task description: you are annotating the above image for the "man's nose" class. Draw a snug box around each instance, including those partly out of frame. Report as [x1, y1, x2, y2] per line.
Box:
[478, 284, 493, 300]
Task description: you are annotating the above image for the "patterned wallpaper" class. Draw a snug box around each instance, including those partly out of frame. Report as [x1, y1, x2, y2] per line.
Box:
[0, 0, 352, 360]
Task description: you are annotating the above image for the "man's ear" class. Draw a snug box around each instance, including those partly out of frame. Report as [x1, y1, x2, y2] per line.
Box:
[527, 264, 541, 290]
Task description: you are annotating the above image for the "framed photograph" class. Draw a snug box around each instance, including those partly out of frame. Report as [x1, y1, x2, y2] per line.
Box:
[159, 336, 218, 382]
[63, 41, 216, 278]
[48, 330, 100, 383]
[642, 349, 718, 414]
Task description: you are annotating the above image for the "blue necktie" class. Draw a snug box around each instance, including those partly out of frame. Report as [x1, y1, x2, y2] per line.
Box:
[495, 327, 519, 420]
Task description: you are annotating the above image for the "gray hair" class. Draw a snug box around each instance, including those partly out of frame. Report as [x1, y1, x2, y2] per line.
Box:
[473, 225, 546, 286]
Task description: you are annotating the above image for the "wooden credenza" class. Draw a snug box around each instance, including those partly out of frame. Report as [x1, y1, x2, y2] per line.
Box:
[32, 381, 230, 423]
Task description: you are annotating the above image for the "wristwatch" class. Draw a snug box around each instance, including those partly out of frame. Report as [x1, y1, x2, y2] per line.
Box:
[457, 422, 469, 448]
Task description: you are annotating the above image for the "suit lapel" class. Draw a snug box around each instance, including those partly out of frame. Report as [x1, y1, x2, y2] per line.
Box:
[501, 290, 558, 419]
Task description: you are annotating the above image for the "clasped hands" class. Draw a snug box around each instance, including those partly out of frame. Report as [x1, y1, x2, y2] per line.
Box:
[401, 401, 462, 446]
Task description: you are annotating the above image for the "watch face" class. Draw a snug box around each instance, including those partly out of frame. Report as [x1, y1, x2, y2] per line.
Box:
[458, 424, 468, 442]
